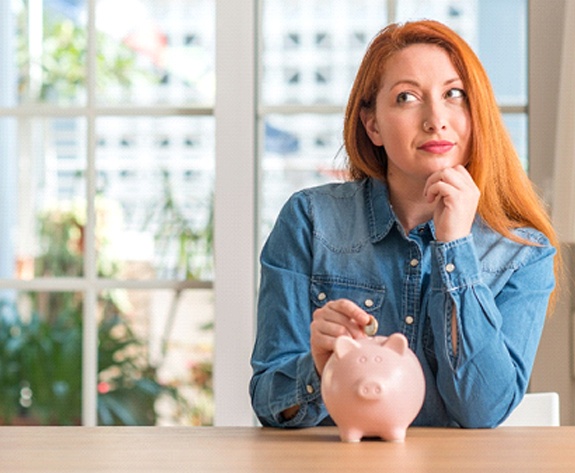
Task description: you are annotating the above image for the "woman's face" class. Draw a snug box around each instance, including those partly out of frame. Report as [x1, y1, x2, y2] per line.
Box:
[361, 43, 471, 186]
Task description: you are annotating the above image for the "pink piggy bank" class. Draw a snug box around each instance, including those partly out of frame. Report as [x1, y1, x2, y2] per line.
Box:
[321, 333, 425, 443]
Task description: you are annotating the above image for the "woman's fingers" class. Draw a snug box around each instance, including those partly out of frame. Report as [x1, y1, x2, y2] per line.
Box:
[424, 165, 480, 242]
[310, 299, 371, 375]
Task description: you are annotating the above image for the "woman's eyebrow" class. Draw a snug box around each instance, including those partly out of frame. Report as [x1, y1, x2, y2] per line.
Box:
[387, 76, 462, 91]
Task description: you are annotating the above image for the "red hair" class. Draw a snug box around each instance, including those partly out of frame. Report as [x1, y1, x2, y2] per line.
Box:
[344, 20, 560, 309]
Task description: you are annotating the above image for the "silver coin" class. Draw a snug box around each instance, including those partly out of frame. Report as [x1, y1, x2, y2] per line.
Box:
[364, 316, 378, 336]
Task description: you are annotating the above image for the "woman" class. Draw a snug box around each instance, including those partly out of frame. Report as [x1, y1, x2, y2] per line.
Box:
[249, 20, 559, 429]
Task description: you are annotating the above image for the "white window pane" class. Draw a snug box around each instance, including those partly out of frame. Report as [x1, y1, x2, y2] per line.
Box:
[503, 113, 528, 170]
[476, 0, 527, 106]
[96, 0, 215, 106]
[96, 116, 214, 280]
[15, 0, 88, 105]
[5, 117, 87, 280]
[261, 0, 389, 106]
[395, 0, 479, 35]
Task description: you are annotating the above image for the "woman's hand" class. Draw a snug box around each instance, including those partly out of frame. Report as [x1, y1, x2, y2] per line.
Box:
[423, 164, 480, 242]
[310, 299, 371, 376]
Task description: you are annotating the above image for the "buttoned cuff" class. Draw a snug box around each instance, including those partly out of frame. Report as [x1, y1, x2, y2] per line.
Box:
[431, 234, 481, 291]
[276, 352, 324, 427]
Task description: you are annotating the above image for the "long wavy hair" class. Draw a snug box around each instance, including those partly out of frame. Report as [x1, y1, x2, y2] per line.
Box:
[344, 20, 560, 308]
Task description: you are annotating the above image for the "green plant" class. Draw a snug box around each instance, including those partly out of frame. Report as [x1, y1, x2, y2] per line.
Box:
[0, 293, 187, 426]
[0, 299, 82, 425]
[0, 199, 191, 425]
[97, 306, 184, 426]
[17, 13, 156, 104]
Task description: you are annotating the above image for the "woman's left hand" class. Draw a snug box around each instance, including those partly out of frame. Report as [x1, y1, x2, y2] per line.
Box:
[423, 164, 480, 242]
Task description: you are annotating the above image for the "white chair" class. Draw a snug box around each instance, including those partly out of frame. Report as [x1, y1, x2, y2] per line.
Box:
[500, 392, 560, 427]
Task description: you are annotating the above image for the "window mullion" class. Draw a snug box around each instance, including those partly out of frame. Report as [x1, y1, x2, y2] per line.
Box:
[82, 0, 98, 427]
[214, 0, 257, 426]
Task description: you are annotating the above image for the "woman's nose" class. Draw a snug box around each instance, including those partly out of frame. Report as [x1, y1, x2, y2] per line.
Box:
[422, 103, 447, 132]
[422, 119, 446, 132]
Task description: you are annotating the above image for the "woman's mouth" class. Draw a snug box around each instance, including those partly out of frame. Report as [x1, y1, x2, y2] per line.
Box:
[418, 140, 455, 154]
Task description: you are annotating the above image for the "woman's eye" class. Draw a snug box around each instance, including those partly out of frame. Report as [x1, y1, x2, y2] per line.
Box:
[397, 92, 416, 103]
[446, 88, 466, 100]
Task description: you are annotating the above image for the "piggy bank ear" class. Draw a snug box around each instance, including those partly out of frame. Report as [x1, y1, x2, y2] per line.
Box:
[385, 333, 408, 355]
[373, 335, 388, 345]
[333, 336, 360, 359]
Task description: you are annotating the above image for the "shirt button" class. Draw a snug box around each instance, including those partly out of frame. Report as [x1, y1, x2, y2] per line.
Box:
[317, 292, 327, 301]
[306, 385, 314, 394]
[445, 263, 455, 273]
[405, 315, 414, 325]
[410, 258, 419, 267]
[364, 299, 374, 308]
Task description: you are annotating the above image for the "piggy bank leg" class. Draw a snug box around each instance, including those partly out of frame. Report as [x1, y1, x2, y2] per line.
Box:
[338, 426, 364, 443]
[380, 426, 407, 443]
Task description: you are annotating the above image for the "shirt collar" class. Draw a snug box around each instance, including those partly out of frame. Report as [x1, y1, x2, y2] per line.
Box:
[365, 178, 437, 242]
[365, 178, 396, 243]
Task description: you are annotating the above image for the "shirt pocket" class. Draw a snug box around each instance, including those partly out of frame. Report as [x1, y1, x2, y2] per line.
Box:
[310, 276, 385, 314]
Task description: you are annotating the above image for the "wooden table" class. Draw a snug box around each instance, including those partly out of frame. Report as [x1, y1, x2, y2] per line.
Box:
[1, 426, 574, 472]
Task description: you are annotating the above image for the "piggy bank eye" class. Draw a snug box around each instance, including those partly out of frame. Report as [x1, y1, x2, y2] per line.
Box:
[358, 356, 367, 363]
[374, 356, 382, 363]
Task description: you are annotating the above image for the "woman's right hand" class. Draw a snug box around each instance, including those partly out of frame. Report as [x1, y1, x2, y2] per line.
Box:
[310, 299, 371, 376]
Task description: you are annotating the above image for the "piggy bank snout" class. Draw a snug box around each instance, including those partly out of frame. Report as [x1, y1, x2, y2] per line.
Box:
[356, 380, 384, 400]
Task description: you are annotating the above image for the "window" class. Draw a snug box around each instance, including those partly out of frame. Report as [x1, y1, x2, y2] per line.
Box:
[0, 0, 215, 426]
[0, 0, 536, 426]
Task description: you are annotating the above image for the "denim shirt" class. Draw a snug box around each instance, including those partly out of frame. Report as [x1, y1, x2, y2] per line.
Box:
[250, 178, 556, 429]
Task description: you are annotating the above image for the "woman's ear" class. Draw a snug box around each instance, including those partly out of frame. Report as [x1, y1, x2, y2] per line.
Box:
[359, 108, 384, 146]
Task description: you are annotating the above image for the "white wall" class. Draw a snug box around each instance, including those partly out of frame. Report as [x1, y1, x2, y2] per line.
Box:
[528, 0, 575, 426]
